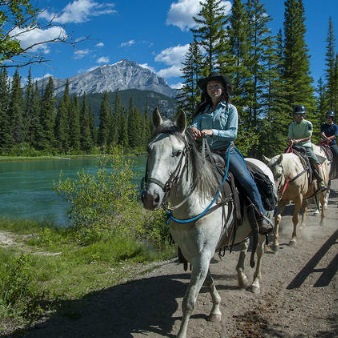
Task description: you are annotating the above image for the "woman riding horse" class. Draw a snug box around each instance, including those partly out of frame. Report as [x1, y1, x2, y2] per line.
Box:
[190, 72, 273, 234]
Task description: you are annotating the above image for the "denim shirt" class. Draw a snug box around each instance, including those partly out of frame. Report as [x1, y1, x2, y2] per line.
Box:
[190, 102, 238, 150]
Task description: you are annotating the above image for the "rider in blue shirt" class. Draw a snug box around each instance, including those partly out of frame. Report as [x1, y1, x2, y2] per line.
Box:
[320, 110, 338, 159]
[190, 72, 273, 235]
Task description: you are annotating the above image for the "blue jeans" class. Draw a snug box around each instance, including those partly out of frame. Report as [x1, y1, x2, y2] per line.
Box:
[224, 147, 266, 216]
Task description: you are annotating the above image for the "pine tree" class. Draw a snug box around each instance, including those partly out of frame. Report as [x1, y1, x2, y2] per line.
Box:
[191, 0, 227, 74]
[283, 0, 315, 111]
[224, 0, 249, 95]
[54, 80, 70, 152]
[23, 68, 34, 144]
[142, 104, 151, 146]
[324, 17, 337, 112]
[118, 107, 128, 147]
[37, 77, 56, 150]
[176, 40, 203, 120]
[110, 91, 122, 146]
[127, 97, 142, 148]
[97, 92, 111, 148]
[259, 29, 290, 157]
[69, 96, 81, 151]
[79, 92, 93, 152]
[8, 69, 25, 145]
[224, 0, 254, 155]
[88, 106, 96, 146]
[0, 68, 11, 152]
[245, 0, 289, 157]
[316, 77, 327, 125]
[29, 82, 42, 149]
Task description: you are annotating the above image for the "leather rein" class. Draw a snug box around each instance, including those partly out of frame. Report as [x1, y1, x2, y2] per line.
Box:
[143, 133, 231, 224]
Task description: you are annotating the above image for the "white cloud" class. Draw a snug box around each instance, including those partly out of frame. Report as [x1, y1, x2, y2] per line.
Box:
[96, 42, 104, 47]
[11, 26, 67, 53]
[154, 44, 190, 79]
[74, 49, 90, 59]
[155, 44, 189, 66]
[97, 56, 109, 63]
[167, 0, 232, 31]
[120, 40, 136, 48]
[39, 0, 116, 24]
[157, 65, 182, 78]
[171, 82, 184, 89]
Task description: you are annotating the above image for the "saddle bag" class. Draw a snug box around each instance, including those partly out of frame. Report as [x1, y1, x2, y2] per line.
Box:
[251, 170, 277, 211]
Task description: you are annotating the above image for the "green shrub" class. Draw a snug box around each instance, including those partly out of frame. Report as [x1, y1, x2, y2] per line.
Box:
[54, 146, 169, 248]
[0, 253, 46, 321]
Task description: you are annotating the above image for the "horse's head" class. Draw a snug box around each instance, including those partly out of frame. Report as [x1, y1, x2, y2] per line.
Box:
[263, 154, 285, 192]
[141, 108, 188, 210]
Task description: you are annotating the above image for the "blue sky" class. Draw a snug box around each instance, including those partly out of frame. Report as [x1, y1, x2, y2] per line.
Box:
[9, 0, 338, 89]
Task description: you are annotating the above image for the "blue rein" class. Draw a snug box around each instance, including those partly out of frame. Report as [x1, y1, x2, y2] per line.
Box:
[166, 146, 231, 224]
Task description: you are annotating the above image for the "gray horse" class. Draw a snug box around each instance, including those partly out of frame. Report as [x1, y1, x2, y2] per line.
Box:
[142, 108, 276, 338]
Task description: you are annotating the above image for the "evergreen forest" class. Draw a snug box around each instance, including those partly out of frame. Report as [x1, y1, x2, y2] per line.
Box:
[1, 0, 338, 159]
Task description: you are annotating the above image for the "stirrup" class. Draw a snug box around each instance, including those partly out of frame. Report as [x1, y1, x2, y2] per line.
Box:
[257, 215, 273, 235]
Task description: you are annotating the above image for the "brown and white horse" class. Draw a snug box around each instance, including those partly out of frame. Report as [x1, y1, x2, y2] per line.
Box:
[263, 147, 330, 249]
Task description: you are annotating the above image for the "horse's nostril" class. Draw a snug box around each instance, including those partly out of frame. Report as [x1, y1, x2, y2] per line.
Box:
[154, 194, 160, 204]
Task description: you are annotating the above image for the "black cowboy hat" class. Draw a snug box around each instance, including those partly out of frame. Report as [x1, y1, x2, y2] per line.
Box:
[197, 72, 232, 94]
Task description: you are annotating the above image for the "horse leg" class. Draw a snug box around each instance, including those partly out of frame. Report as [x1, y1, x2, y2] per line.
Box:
[273, 200, 287, 250]
[236, 239, 250, 289]
[248, 234, 266, 294]
[177, 255, 211, 338]
[324, 180, 331, 209]
[290, 196, 302, 245]
[319, 192, 326, 225]
[204, 270, 222, 322]
[300, 199, 307, 227]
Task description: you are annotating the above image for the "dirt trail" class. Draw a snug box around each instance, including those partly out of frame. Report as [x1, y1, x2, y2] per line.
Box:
[6, 182, 338, 338]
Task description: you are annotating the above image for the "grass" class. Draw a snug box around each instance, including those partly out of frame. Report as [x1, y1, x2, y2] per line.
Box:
[0, 218, 175, 335]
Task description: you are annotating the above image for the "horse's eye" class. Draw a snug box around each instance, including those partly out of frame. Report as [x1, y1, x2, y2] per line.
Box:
[173, 150, 182, 157]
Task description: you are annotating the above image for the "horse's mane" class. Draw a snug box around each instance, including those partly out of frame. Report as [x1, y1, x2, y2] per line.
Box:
[152, 121, 222, 199]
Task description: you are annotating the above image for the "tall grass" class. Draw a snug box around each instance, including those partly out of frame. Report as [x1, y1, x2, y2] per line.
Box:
[0, 147, 175, 335]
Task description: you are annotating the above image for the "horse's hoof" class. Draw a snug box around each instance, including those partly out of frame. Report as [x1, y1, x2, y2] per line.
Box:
[271, 244, 279, 252]
[238, 277, 249, 289]
[208, 313, 222, 322]
[289, 240, 296, 246]
[264, 245, 274, 254]
[247, 284, 260, 294]
[313, 210, 319, 215]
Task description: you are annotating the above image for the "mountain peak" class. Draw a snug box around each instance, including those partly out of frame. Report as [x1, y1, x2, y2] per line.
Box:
[37, 60, 176, 98]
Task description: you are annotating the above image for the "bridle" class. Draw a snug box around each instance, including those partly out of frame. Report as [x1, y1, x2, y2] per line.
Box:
[143, 132, 231, 224]
[142, 132, 191, 210]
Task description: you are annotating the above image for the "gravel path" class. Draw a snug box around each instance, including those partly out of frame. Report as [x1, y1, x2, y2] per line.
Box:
[8, 182, 338, 338]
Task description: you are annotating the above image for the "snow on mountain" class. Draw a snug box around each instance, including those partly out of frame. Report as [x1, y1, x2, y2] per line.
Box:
[36, 59, 176, 98]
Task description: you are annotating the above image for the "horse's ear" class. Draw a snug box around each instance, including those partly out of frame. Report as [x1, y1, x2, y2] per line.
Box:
[153, 107, 163, 128]
[176, 110, 186, 133]
[277, 154, 283, 164]
[262, 155, 271, 164]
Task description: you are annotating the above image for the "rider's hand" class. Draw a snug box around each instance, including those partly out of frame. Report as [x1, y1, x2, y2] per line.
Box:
[201, 129, 213, 137]
[190, 127, 202, 140]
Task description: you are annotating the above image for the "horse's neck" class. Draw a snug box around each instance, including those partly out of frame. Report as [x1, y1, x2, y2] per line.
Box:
[168, 159, 217, 215]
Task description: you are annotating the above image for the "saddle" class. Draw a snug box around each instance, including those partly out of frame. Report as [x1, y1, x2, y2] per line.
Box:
[288, 145, 314, 184]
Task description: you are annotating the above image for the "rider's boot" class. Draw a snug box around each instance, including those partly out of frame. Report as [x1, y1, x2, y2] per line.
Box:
[312, 164, 327, 191]
[257, 214, 273, 235]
